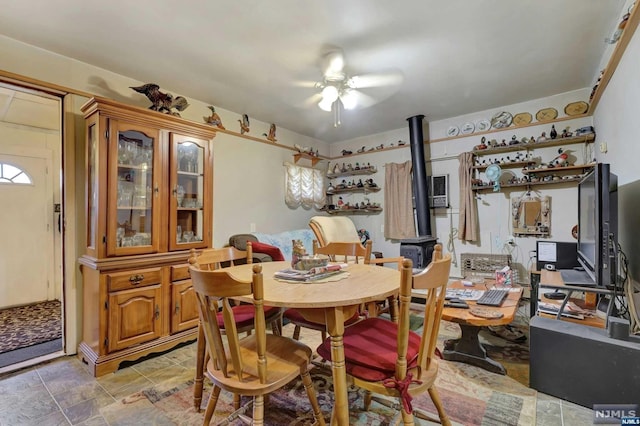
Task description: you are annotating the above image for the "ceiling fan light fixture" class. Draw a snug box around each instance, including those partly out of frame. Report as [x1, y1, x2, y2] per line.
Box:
[318, 98, 333, 111]
[321, 85, 339, 103]
[340, 90, 357, 110]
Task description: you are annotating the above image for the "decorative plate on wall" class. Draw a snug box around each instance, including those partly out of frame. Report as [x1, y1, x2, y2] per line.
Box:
[512, 112, 533, 126]
[535, 107, 558, 122]
[446, 125, 460, 137]
[490, 111, 513, 129]
[461, 122, 475, 134]
[564, 101, 589, 116]
[476, 119, 491, 132]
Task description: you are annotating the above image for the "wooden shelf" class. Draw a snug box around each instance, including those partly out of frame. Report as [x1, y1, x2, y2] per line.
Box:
[522, 163, 595, 175]
[322, 207, 383, 215]
[429, 114, 592, 144]
[473, 160, 533, 170]
[471, 133, 595, 156]
[293, 152, 321, 166]
[327, 186, 381, 195]
[327, 168, 378, 179]
[472, 177, 584, 191]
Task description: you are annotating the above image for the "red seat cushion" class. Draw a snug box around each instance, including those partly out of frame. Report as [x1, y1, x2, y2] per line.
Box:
[251, 241, 285, 261]
[316, 317, 421, 381]
[283, 308, 360, 329]
[218, 305, 280, 329]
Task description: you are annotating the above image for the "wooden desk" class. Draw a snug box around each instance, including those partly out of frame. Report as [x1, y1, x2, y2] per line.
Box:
[538, 270, 611, 328]
[439, 280, 523, 375]
[194, 261, 400, 425]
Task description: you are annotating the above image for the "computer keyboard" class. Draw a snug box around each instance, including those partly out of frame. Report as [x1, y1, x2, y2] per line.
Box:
[476, 289, 510, 307]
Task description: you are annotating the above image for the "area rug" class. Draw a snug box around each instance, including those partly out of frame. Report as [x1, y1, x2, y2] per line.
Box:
[0, 300, 61, 354]
[125, 359, 535, 425]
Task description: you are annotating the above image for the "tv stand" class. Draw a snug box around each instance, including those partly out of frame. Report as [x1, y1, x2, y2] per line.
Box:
[537, 270, 615, 328]
[530, 316, 640, 407]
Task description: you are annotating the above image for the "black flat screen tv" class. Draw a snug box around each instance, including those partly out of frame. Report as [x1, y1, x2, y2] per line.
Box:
[576, 163, 618, 288]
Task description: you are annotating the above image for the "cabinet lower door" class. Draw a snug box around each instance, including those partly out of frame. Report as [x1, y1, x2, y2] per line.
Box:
[171, 280, 199, 333]
[108, 285, 162, 352]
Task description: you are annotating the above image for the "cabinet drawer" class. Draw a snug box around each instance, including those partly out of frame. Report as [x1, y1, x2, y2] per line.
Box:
[107, 268, 162, 292]
[171, 264, 191, 282]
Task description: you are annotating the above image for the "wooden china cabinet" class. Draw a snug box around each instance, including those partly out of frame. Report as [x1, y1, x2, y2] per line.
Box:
[78, 97, 216, 376]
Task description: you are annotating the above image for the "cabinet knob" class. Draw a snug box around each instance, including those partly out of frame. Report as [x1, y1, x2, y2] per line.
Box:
[129, 274, 144, 284]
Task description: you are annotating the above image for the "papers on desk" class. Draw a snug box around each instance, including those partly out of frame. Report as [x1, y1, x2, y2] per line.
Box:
[274, 264, 346, 282]
[537, 301, 590, 320]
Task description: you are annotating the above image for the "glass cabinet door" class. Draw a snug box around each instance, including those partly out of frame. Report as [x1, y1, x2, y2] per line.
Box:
[107, 122, 161, 256]
[169, 133, 210, 251]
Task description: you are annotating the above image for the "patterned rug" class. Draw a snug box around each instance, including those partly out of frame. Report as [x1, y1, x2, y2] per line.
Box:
[0, 300, 62, 354]
[124, 359, 536, 425]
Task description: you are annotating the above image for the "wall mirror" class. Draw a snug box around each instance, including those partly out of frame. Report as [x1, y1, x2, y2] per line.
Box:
[511, 192, 550, 237]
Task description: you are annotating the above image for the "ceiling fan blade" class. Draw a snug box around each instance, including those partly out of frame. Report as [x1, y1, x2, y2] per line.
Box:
[349, 71, 404, 89]
[348, 89, 380, 109]
[299, 92, 323, 108]
[291, 80, 319, 89]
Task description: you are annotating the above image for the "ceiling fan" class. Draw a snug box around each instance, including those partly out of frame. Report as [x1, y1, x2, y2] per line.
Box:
[309, 48, 403, 127]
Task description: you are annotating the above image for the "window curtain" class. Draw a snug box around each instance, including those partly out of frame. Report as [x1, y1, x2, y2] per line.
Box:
[284, 162, 325, 209]
[384, 160, 416, 239]
[458, 152, 478, 241]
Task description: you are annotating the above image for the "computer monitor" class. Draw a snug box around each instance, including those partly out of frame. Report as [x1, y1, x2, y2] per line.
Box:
[576, 163, 618, 288]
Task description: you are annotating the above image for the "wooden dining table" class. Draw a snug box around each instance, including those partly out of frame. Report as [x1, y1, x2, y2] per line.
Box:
[193, 260, 401, 425]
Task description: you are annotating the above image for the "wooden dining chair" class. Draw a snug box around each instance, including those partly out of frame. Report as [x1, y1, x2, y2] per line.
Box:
[366, 256, 404, 320]
[283, 240, 373, 341]
[190, 263, 326, 425]
[317, 244, 453, 425]
[189, 244, 283, 412]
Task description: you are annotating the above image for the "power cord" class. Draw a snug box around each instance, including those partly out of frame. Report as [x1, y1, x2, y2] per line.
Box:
[447, 212, 458, 267]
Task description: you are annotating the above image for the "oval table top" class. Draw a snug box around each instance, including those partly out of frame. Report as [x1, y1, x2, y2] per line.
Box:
[223, 261, 400, 309]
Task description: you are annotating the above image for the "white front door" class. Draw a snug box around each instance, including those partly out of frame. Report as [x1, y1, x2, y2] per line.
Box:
[0, 147, 55, 308]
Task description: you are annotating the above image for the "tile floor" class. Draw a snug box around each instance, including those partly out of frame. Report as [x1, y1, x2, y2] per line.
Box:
[0, 323, 595, 425]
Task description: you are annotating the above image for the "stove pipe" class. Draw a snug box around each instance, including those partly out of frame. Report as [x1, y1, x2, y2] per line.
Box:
[407, 114, 431, 236]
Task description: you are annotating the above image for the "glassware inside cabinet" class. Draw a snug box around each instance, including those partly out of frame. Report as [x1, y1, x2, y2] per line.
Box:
[175, 140, 205, 245]
[116, 130, 154, 248]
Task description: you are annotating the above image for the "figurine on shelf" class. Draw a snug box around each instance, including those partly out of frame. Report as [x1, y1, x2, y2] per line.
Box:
[130, 83, 190, 117]
[238, 114, 250, 134]
[550, 125, 558, 139]
[398, 140, 406, 146]
[548, 148, 569, 168]
[561, 126, 573, 138]
[337, 197, 345, 208]
[203, 106, 225, 129]
[357, 146, 366, 153]
[509, 135, 519, 145]
[376, 144, 384, 150]
[342, 149, 353, 156]
[332, 163, 340, 174]
[356, 179, 364, 188]
[263, 123, 277, 142]
[474, 136, 488, 151]
[529, 136, 536, 144]
[537, 132, 547, 143]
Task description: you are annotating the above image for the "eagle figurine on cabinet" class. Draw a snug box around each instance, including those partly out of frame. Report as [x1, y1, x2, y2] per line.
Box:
[238, 114, 250, 134]
[203, 106, 225, 129]
[130, 83, 190, 117]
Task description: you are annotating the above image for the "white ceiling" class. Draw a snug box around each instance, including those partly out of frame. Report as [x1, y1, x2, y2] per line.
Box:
[0, 1, 626, 142]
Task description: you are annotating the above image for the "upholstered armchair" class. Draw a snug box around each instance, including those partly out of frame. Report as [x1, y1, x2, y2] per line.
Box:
[228, 234, 273, 263]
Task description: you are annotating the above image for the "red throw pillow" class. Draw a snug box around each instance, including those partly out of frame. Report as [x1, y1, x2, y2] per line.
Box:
[251, 241, 285, 261]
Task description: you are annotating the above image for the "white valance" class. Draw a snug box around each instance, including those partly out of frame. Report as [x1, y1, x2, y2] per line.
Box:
[284, 162, 325, 209]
